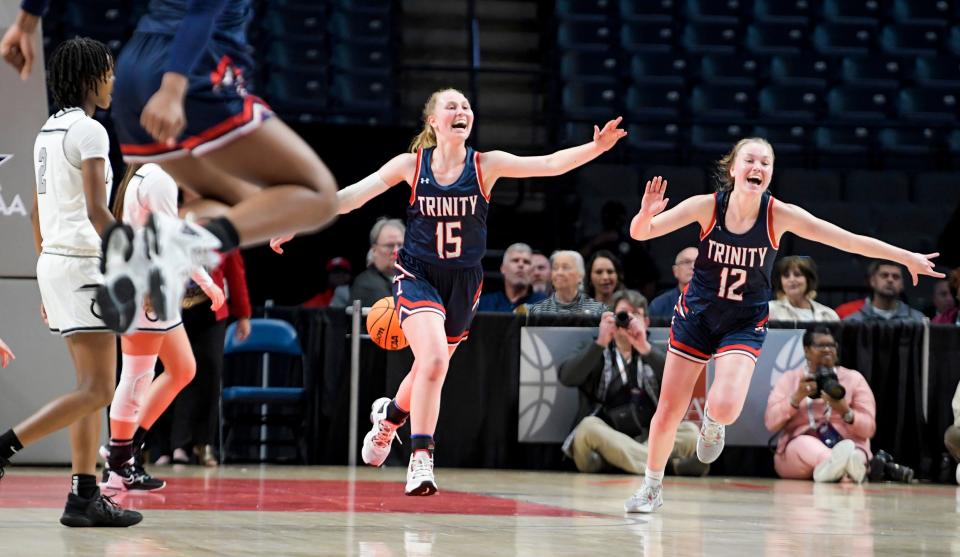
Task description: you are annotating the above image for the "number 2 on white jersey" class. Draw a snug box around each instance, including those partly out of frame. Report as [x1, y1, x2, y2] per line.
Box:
[36, 146, 47, 194]
[435, 221, 462, 259]
[718, 267, 747, 301]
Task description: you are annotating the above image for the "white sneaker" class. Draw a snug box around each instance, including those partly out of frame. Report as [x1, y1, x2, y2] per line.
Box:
[405, 450, 438, 496]
[696, 419, 725, 464]
[144, 212, 221, 321]
[624, 482, 663, 513]
[846, 448, 866, 484]
[96, 222, 146, 334]
[361, 397, 401, 467]
[955, 462, 959, 485]
[814, 439, 856, 483]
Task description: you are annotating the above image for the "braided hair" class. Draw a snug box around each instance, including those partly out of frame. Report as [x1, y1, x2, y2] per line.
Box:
[47, 37, 113, 110]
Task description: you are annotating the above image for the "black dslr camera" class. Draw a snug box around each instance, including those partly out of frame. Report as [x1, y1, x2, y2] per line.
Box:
[615, 311, 632, 329]
[808, 366, 846, 400]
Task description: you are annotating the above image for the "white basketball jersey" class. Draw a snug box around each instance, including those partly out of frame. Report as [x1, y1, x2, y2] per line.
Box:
[34, 108, 113, 256]
[122, 163, 178, 229]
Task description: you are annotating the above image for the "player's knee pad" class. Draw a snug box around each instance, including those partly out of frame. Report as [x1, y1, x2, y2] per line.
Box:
[109, 353, 157, 423]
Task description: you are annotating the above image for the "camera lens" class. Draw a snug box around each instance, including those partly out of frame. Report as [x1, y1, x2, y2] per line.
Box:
[615, 311, 631, 328]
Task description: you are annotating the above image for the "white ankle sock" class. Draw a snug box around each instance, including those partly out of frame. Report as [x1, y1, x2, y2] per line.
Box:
[645, 468, 664, 487]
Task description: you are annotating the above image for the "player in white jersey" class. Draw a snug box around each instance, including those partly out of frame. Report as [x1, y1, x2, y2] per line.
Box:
[100, 163, 225, 492]
[0, 38, 141, 527]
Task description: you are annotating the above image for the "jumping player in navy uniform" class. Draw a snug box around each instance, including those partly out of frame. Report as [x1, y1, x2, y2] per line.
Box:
[2, 0, 339, 334]
[274, 88, 625, 495]
[624, 138, 943, 513]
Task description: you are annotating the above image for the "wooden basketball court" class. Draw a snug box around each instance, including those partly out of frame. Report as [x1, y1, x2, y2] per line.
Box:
[1, 466, 958, 556]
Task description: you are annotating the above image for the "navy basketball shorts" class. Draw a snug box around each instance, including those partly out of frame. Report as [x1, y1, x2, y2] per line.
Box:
[112, 33, 273, 163]
[392, 251, 484, 347]
[667, 291, 769, 364]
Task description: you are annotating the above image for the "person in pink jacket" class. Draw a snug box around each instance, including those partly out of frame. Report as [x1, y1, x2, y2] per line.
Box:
[765, 326, 877, 483]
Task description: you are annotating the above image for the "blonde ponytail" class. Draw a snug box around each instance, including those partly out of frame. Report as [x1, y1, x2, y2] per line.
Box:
[408, 87, 467, 152]
[112, 163, 142, 221]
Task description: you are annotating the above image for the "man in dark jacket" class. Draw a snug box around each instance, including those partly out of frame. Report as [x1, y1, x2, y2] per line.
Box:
[350, 218, 404, 307]
[559, 290, 706, 476]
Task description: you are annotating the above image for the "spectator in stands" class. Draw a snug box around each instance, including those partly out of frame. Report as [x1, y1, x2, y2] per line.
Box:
[768, 256, 839, 322]
[478, 243, 547, 312]
[558, 290, 705, 476]
[585, 250, 625, 309]
[351, 217, 405, 307]
[529, 250, 606, 315]
[581, 201, 660, 299]
[648, 247, 697, 320]
[531, 250, 552, 294]
[844, 261, 925, 322]
[302, 257, 352, 308]
[945, 380, 960, 484]
[765, 326, 876, 483]
[931, 270, 959, 325]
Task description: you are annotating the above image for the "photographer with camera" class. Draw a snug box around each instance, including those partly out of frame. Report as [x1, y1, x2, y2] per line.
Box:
[558, 290, 707, 476]
[765, 326, 877, 483]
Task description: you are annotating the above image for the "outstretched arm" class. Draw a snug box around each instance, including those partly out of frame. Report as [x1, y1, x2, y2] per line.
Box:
[629, 176, 714, 241]
[478, 117, 627, 194]
[271, 153, 414, 253]
[776, 202, 944, 285]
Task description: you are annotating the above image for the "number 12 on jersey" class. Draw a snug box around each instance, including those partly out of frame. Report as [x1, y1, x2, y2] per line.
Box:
[718, 267, 747, 301]
[435, 221, 462, 259]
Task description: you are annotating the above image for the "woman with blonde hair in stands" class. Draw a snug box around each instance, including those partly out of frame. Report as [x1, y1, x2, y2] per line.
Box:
[768, 256, 839, 322]
[274, 88, 626, 495]
[99, 163, 224, 491]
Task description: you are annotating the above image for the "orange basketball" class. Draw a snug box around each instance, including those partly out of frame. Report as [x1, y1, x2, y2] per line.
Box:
[366, 296, 408, 351]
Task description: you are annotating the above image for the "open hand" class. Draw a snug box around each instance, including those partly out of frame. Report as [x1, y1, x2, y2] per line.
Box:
[593, 116, 627, 152]
[903, 252, 944, 286]
[639, 176, 669, 217]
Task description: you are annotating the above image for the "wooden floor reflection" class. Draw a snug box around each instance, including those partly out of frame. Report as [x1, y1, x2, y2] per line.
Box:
[1, 466, 958, 556]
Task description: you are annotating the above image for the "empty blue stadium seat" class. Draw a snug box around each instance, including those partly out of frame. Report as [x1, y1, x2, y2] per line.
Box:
[898, 88, 958, 124]
[813, 23, 877, 56]
[759, 85, 823, 121]
[330, 73, 393, 115]
[621, 21, 674, 53]
[630, 54, 689, 85]
[691, 84, 756, 119]
[328, 10, 390, 44]
[913, 172, 960, 205]
[840, 56, 905, 88]
[562, 51, 622, 81]
[266, 39, 327, 72]
[814, 126, 874, 157]
[332, 0, 392, 16]
[691, 124, 751, 153]
[880, 25, 945, 57]
[261, 5, 327, 39]
[700, 54, 766, 86]
[745, 23, 809, 55]
[891, 0, 952, 26]
[264, 69, 327, 116]
[753, 125, 811, 155]
[559, 20, 616, 51]
[682, 22, 739, 54]
[769, 55, 835, 89]
[914, 57, 960, 87]
[754, 0, 812, 24]
[556, 0, 613, 19]
[684, 0, 742, 24]
[625, 122, 682, 153]
[331, 42, 392, 72]
[827, 85, 895, 120]
[774, 168, 842, 203]
[821, 0, 882, 25]
[878, 127, 944, 157]
[626, 83, 683, 118]
[563, 81, 621, 119]
[619, 0, 676, 22]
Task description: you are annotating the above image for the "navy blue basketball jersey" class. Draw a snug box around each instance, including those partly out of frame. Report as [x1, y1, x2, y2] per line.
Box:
[137, 0, 253, 42]
[686, 190, 779, 306]
[403, 147, 490, 267]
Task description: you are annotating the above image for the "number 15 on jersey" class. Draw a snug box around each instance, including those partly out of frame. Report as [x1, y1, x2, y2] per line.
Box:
[435, 221, 462, 259]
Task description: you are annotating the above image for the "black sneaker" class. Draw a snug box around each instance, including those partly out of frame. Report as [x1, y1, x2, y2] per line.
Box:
[59, 488, 143, 527]
[103, 465, 166, 492]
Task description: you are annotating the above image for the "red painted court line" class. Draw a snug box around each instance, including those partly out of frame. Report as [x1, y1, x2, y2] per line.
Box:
[0, 476, 601, 517]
